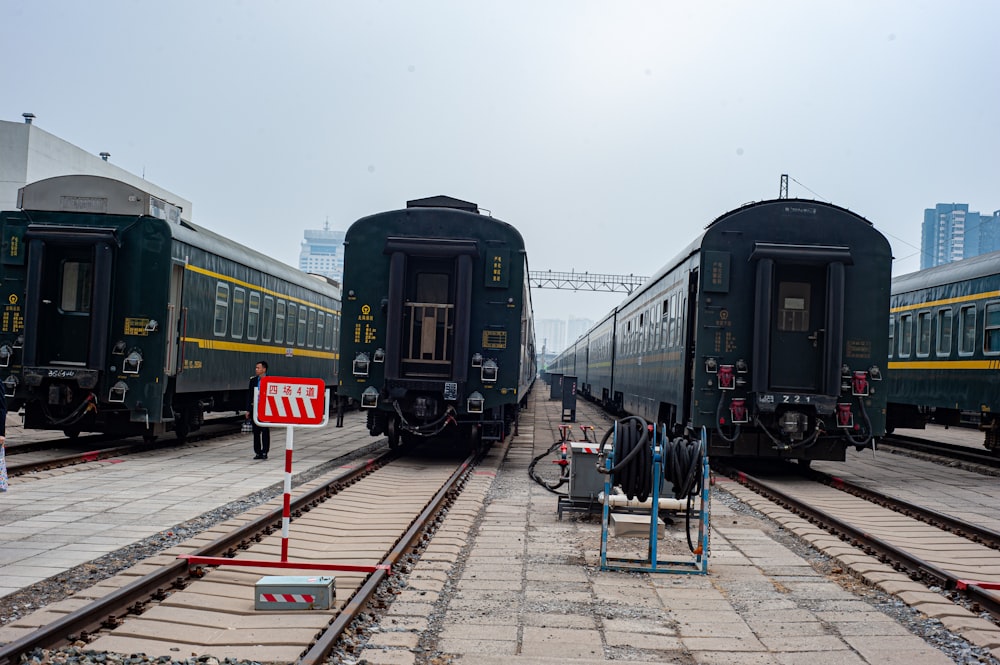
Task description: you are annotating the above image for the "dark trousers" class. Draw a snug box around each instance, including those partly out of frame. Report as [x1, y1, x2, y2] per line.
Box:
[253, 424, 270, 456]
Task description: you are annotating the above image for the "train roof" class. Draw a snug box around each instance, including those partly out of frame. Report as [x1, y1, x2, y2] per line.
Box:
[348, 201, 526, 252]
[16, 175, 339, 299]
[892, 250, 1000, 294]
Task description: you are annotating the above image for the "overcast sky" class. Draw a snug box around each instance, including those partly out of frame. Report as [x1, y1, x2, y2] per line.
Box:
[3, 1, 998, 322]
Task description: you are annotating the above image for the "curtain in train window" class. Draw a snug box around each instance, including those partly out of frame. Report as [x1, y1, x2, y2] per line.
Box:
[887, 315, 895, 358]
[262, 296, 274, 342]
[898, 313, 912, 357]
[935, 308, 952, 356]
[959, 305, 977, 355]
[916, 311, 931, 357]
[248, 292, 261, 340]
[214, 283, 229, 336]
[984, 303, 1000, 353]
[274, 300, 286, 344]
[232, 287, 246, 339]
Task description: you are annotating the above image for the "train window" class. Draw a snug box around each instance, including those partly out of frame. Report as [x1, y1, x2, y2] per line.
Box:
[297, 306, 308, 346]
[262, 296, 274, 342]
[274, 300, 286, 344]
[60, 261, 93, 313]
[286, 303, 297, 346]
[325, 313, 335, 350]
[916, 311, 931, 357]
[935, 308, 952, 356]
[307, 308, 317, 348]
[214, 283, 229, 336]
[959, 305, 976, 356]
[248, 292, 261, 341]
[898, 313, 912, 357]
[316, 311, 325, 349]
[887, 315, 894, 358]
[231, 287, 246, 340]
[777, 282, 810, 332]
[984, 303, 1000, 354]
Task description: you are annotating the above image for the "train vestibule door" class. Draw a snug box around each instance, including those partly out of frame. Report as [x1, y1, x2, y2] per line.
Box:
[34, 245, 94, 366]
[768, 264, 826, 392]
[400, 257, 456, 378]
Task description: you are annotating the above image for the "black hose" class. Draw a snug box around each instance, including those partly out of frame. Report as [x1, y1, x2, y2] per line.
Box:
[528, 440, 570, 495]
[598, 417, 653, 502]
[662, 435, 706, 553]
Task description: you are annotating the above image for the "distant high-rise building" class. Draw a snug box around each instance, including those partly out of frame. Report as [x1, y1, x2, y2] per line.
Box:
[535, 316, 594, 356]
[536, 318, 568, 355]
[921, 203, 1000, 269]
[299, 220, 345, 283]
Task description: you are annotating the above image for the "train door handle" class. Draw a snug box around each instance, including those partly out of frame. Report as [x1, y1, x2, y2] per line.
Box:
[807, 328, 825, 348]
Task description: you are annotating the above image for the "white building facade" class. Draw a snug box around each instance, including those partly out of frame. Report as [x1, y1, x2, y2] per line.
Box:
[0, 116, 191, 218]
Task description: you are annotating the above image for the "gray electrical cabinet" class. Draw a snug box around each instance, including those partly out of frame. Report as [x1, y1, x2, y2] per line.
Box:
[569, 441, 604, 500]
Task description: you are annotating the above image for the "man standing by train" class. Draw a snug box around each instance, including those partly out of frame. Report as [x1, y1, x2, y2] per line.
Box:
[247, 360, 271, 460]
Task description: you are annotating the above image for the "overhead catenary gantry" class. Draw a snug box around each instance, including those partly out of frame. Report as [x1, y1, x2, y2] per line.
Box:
[529, 270, 649, 296]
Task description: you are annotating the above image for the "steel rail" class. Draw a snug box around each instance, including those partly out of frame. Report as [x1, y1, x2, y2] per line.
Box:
[298, 453, 477, 664]
[806, 468, 1000, 549]
[5, 418, 245, 475]
[721, 466, 1000, 620]
[0, 449, 395, 665]
[883, 434, 1000, 469]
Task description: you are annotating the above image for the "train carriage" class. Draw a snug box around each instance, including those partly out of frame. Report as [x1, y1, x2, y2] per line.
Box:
[338, 196, 535, 449]
[552, 199, 892, 462]
[0, 175, 340, 441]
[886, 250, 1000, 450]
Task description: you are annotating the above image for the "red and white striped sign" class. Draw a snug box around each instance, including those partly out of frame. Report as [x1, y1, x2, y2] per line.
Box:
[258, 593, 316, 604]
[256, 377, 327, 426]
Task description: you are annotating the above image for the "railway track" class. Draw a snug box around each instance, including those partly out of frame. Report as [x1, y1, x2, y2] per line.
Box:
[4, 416, 246, 476]
[882, 432, 1000, 470]
[0, 444, 481, 664]
[717, 463, 1000, 622]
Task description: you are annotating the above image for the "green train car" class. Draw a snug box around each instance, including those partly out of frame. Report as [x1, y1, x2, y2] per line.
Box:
[550, 200, 892, 462]
[0, 175, 339, 441]
[886, 250, 1000, 450]
[338, 196, 536, 449]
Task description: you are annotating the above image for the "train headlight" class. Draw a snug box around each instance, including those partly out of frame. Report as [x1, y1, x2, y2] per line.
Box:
[704, 357, 718, 373]
[2, 375, 18, 397]
[145, 320, 159, 333]
[123, 350, 142, 374]
[112, 340, 127, 355]
[353, 352, 371, 377]
[735, 359, 748, 374]
[109, 381, 128, 403]
[361, 386, 379, 408]
[481, 359, 498, 383]
[373, 348, 385, 363]
[0, 344, 12, 368]
[13, 334, 22, 349]
[467, 391, 485, 414]
[868, 365, 882, 381]
[471, 352, 483, 368]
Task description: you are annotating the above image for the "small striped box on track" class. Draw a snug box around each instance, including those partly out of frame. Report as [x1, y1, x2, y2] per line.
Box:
[254, 575, 336, 611]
